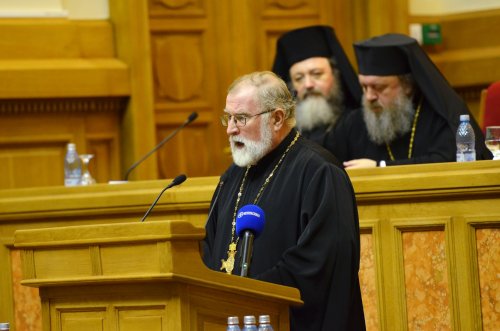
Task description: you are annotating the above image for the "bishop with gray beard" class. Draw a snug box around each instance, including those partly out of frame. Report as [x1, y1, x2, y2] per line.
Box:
[272, 25, 362, 151]
[331, 33, 492, 168]
[293, 68, 345, 143]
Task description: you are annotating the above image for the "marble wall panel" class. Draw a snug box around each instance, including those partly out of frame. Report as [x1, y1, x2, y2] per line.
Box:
[402, 231, 451, 330]
[360, 232, 380, 331]
[476, 228, 500, 330]
[11, 249, 42, 331]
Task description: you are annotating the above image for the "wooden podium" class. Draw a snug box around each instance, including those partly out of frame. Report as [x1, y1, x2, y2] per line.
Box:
[14, 220, 302, 331]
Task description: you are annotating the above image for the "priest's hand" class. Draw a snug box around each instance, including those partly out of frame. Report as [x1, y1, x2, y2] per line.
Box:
[343, 158, 377, 169]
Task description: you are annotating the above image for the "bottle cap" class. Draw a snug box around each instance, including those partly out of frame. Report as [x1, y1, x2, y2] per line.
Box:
[259, 315, 271, 324]
[0, 322, 10, 330]
[67, 143, 76, 150]
[227, 316, 239, 325]
[243, 315, 256, 325]
[460, 114, 470, 121]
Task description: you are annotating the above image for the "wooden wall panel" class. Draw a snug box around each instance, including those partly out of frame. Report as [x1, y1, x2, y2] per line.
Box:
[410, 9, 500, 122]
[0, 20, 129, 99]
[147, 1, 226, 179]
[0, 0, 411, 188]
[58, 310, 107, 331]
[0, 144, 65, 189]
[0, 19, 115, 59]
[109, 0, 158, 181]
[152, 34, 206, 103]
[148, 0, 206, 17]
[0, 98, 125, 189]
[0, 18, 130, 188]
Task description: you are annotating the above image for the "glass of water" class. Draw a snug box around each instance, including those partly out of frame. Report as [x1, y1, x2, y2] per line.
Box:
[485, 126, 500, 160]
[79, 154, 96, 185]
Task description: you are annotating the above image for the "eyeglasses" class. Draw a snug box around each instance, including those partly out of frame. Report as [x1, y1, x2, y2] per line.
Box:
[220, 109, 275, 127]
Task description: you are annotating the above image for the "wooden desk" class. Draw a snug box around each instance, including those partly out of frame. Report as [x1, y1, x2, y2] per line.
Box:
[1, 161, 500, 330]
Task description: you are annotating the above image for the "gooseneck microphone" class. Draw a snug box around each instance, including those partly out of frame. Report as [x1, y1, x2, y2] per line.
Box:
[235, 204, 266, 277]
[140, 174, 187, 222]
[124, 112, 198, 181]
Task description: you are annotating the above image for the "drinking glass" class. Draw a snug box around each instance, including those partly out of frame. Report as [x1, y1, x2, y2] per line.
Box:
[79, 154, 96, 185]
[485, 126, 500, 160]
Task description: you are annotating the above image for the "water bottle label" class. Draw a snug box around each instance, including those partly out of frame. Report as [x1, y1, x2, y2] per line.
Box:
[456, 152, 475, 162]
[65, 178, 80, 186]
[463, 151, 476, 162]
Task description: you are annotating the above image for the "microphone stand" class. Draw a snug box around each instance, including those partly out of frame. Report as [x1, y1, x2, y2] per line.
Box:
[140, 174, 187, 222]
[124, 112, 198, 181]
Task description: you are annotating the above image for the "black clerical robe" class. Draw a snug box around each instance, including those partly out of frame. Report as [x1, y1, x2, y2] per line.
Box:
[350, 33, 492, 164]
[203, 129, 366, 331]
[301, 111, 349, 160]
[333, 100, 463, 165]
[300, 123, 335, 147]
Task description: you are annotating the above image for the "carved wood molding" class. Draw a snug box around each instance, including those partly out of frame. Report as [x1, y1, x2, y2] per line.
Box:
[0, 97, 128, 115]
[454, 84, 489, 103]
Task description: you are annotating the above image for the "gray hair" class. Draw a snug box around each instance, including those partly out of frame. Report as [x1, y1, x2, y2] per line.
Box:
[228, 71, 296, 127]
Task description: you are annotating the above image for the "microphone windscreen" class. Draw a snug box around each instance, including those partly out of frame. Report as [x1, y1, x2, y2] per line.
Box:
[188, 112, 198, 123]
[236, 204, 265, 238]
[172, 174, 187, 186]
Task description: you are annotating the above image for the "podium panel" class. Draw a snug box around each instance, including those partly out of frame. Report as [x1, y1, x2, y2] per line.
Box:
[14, 220, 301, 331]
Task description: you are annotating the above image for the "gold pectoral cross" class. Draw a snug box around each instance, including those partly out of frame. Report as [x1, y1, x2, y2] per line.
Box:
[220, 242, 237, 274]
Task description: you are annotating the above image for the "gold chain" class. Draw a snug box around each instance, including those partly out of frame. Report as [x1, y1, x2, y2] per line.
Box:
[386, 98, 422, 161]
[221, 131, 300, 274]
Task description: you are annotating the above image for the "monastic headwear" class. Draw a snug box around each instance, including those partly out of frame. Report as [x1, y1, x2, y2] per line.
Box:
[354, 34, 412, 75]
[353, 33, 492, 159]
[272, 25, 362, 110]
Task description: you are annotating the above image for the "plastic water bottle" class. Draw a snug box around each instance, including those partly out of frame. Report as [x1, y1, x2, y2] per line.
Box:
[456, 114, 476, 162]
[64, 143, 82, 186]
[227, 316, 241, 331]
[242, 315, 258, 331]
[257, 315, 274, 331]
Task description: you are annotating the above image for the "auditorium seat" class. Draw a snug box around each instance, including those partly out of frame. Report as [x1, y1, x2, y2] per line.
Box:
[479, 81, 500, 131]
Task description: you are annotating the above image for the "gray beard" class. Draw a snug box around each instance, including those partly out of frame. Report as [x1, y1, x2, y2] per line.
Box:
[295, 85, 343, 132]
[362, 92, 415, 145]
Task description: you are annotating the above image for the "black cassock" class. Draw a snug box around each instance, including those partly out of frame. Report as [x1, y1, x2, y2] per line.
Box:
[299, 106, 356, 160]
[203, 129, 366, 331]
[332, 99, 454, 165]
[300, 122, 335, 148]
[342, 33, 492, 165]
[332, 99, 492, 165]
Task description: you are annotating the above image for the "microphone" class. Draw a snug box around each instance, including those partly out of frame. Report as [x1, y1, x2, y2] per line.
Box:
[205, 172, 228, 225]
[140, 174, 187, 222]
[235, 204, 265, 277]
[124, 112, 198, 181]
